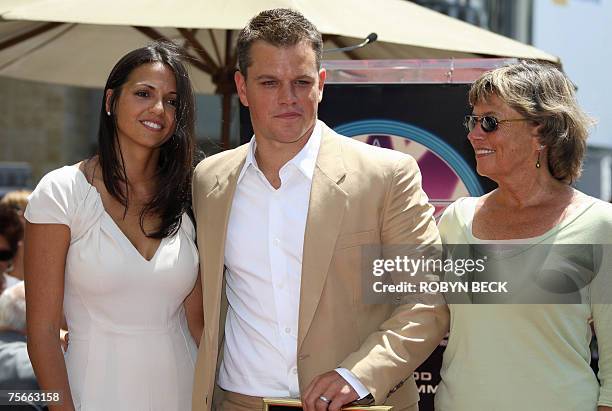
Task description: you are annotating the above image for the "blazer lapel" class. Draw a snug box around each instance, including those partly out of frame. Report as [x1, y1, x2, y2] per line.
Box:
[298, 126, 348, 351]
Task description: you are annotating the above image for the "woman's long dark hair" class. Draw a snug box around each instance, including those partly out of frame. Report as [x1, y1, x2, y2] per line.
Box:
[98, 40, 195, 239]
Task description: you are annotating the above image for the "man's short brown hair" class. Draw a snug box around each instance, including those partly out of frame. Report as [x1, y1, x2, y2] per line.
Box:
[236, 8, 323, 77]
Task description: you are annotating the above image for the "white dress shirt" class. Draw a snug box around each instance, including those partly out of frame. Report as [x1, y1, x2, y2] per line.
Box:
[218, 121, 368, 399]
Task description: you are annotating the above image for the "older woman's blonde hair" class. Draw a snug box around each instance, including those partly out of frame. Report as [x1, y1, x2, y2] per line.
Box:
[469, 60, 594, 183]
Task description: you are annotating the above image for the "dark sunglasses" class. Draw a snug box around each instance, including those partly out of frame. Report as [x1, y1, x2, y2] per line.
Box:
[464, 115, 526, 133]
[0, 249, 15, 262]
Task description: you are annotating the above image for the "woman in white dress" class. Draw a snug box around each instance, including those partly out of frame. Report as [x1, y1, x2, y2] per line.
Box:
[24, 41, 203, 411]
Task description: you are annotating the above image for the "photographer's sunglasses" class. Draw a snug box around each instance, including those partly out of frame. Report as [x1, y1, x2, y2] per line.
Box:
[464, 115, 526, 133]
[0, 249, 15, 262]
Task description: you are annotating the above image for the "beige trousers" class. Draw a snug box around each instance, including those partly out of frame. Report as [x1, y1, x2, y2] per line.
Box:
[214, 389, 418, 411]
[215, 389, 264, 411]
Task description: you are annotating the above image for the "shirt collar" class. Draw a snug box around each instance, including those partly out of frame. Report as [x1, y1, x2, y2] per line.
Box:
[237, 136, 258, 184]
[237, 120, 322, 184]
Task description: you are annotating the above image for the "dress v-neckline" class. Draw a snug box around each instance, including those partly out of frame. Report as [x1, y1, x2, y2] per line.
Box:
[73, 166, 165, 263]
[102, 211, 166, 263]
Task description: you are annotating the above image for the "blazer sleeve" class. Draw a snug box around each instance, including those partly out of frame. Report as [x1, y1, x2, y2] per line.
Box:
[339, 154, 450, 404]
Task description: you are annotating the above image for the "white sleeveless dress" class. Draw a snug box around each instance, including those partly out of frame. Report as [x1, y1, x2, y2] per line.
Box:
[25, 166, 199, 411]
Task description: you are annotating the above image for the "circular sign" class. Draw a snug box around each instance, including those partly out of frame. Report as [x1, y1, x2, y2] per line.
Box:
[335, 120, 483, 219]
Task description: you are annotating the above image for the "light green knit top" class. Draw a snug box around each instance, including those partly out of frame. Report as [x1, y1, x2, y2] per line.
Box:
[435, 197, 612, 411]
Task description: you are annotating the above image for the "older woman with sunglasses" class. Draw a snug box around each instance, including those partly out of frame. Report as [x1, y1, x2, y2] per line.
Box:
[435, 61, 612, 410]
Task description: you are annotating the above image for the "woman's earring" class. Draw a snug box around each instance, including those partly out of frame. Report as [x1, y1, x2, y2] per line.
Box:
[106, 111, 111, 116]
[536, 145, 545, 169]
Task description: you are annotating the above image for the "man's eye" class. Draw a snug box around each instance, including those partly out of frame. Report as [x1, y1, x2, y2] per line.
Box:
[295, 80, 311, 86]
[261, 81, 277, 86]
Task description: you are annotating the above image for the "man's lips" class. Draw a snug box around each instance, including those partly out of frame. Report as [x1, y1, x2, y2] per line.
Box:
[274, 112, 301, 119]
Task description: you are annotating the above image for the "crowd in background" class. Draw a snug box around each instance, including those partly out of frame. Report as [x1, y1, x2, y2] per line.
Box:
[0, 190, 48, 409]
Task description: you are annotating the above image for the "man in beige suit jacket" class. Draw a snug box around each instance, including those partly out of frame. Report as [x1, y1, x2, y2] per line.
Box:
[192, 8, 449, 411]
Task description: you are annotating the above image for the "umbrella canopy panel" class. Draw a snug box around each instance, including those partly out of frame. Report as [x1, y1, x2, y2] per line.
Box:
[0, 21, 222, 92]
[2, 0, 558, 62]
[0, 21, 486, 93]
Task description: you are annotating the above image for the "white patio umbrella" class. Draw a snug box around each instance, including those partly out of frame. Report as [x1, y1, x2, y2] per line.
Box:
[0, 0, 558, 147]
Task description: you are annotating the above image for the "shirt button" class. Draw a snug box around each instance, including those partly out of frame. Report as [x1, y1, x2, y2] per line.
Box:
[273, 238, 280, 246]
[277, 283, 284, 290]
[292, 368, 298, 375]
[285, 327, 291, 334]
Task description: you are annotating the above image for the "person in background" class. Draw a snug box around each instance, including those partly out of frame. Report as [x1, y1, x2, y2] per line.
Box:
[2, 191, 69, 353]
[0, 282, 47, 411]
[0, 282, 38, 390]
[1, 190, 30, 219]
[1, 190, 32, 282]
[24, 41, 202, 411]
[435, 60, 612, 411]
[0, 204, 23, 292]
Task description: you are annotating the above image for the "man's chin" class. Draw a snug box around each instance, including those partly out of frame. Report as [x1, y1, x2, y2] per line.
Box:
[272, 128, 311, 144]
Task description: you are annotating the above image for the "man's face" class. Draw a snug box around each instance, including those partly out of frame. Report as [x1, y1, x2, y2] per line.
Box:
[235, 40, 325, 148]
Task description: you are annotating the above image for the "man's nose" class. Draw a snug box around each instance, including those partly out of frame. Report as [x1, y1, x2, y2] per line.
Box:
[278, 83, 298, 104]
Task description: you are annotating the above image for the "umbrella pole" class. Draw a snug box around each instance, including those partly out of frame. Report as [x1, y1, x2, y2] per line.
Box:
[219, 30, 237, 150]
[221, 91, 232, 150]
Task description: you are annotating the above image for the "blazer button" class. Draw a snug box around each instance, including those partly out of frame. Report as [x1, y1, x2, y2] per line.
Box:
[298, 354, 310, 360]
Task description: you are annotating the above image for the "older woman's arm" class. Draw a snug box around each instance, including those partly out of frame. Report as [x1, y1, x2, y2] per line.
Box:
[593, 241, 612, 411]
[25, 222, 75, 411]
[595, 315, 612, 411]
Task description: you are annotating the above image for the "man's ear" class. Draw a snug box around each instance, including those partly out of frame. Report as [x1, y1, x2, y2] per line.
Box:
[234, 71, 249, 107]
[317, 68, 326, 103]
[105, 89, 114, 114]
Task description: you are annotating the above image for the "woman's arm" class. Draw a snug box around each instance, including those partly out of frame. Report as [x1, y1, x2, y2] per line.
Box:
[594, 301, 612, 410]
[24, 222, 75, 411]
[184, 270, 203, 347]
[593, 238, 612, 411]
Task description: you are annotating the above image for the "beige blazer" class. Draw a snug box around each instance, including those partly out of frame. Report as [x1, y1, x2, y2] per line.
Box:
[191, 123, 449, 411]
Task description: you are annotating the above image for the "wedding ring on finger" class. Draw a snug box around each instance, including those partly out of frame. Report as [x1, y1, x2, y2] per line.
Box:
[318, 395, 331, 404]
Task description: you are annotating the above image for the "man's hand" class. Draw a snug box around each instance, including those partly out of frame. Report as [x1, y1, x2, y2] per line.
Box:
[302, 371, 359, 411]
